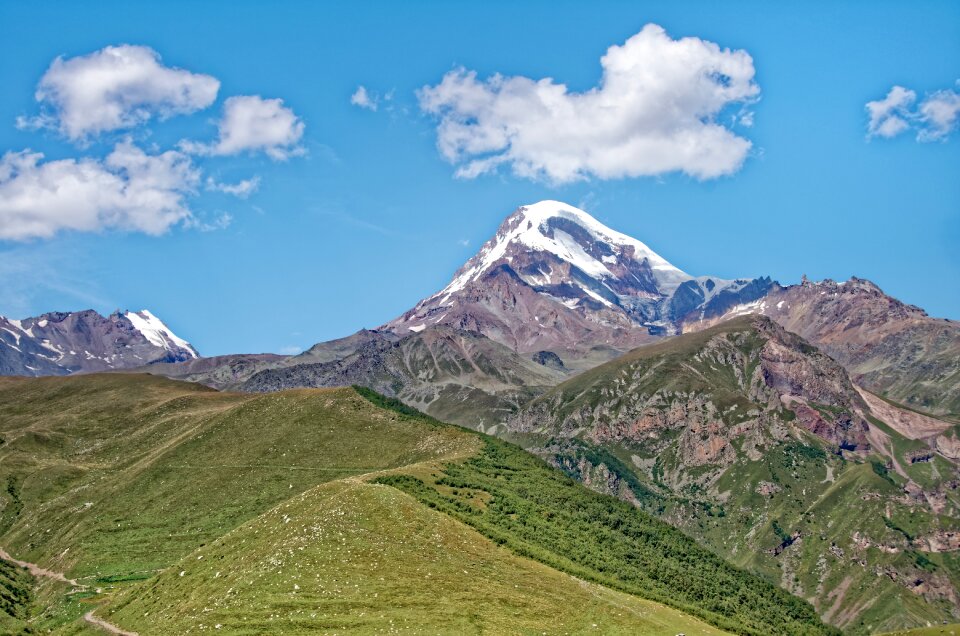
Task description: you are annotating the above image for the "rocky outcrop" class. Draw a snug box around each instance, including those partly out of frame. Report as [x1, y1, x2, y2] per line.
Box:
[510, 316, 873, 458]
[686, 277, 960, 417]
[913, 530, 960, 553]
[937, 432, 960, 461]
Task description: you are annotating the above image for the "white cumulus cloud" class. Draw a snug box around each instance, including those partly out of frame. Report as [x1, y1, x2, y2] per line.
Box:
[0, 140, 200, 240]
[917, 88, 960, 141]
[181, 95, 305, 160]
[418, 24, 760, 183]
[866, 82, 960, 142]
[350, 86, 378, 111]
[866, 86, 917, 139]
[19, 45, 219, 142]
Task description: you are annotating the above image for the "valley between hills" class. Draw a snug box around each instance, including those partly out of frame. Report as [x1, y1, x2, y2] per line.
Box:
[1, 201, 958, 635]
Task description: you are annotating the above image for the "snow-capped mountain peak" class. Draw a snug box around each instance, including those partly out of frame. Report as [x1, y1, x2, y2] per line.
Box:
[437, 200, 690, 302]
[0, 308, 200, 376]
[124, 310, 199, 359]
[511, 200, 689, 282]
[383, 200, 773, 356]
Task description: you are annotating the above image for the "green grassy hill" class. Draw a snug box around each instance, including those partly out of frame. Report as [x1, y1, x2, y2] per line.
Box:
[0, 373, 836, 634]
[0, 374, 474, 580]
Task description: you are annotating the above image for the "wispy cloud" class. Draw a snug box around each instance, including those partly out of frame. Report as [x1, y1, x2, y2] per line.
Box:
[350, 86, 378, 111]
[312, 204, 401, 237]
[206, 176, 260, 198]
[0, 243, 113, 317]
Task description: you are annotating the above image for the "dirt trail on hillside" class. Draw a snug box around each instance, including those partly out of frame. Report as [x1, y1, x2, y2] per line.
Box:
[83, 610, 139, 635]
[0, 546, 138, 635]
[0, 547, 81, 587]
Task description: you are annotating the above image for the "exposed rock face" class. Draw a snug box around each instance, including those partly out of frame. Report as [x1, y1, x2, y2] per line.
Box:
[914, 530, 960, 553]
[938, 433, 960, 461]
[510, 315, 871, 462]
[0, 309, 198, 376]
[384, 201, 772, 365]
[686, 277, 960, 417]
[285, 329, 395, 366]
[531, 350, 565, 370]
[856, 387, 955, 440]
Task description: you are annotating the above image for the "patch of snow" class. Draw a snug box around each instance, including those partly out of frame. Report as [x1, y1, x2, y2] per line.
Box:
[776, 301, 785, 310]
[724, 299, 768, 318]
[37, 319, 48, 328]
[8, 319, 33, 338]
[124, 310, 198, 357]
[38, 339, 63, 356]
[1, 327, 21, 345]
[579, 285, 614, 309]
[408, 324, 426, 333]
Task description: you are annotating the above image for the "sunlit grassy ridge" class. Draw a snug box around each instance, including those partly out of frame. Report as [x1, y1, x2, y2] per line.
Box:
[104, 478, 730, 635]
[0, 374, 832, 634]
[377, 439, 836, 636]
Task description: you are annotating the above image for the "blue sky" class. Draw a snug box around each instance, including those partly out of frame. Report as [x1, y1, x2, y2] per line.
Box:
[0, 0, 957, 356]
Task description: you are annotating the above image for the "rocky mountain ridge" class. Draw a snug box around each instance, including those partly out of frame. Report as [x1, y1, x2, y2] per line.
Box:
[240, 325, 565, 428]
[686, 276, 960, 417]
[505, 315, 960, 632]
[0, 308, 198, 376]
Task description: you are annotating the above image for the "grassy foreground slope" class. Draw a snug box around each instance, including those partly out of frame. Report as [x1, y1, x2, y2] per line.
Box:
[378, 439, 833, 636]
[0, 375, 473, 580]
[0, 375, 833, 634]
[104, 478, 729, 635]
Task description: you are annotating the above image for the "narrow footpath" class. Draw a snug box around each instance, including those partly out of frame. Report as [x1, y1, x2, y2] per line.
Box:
[0, 546, 138, 636]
